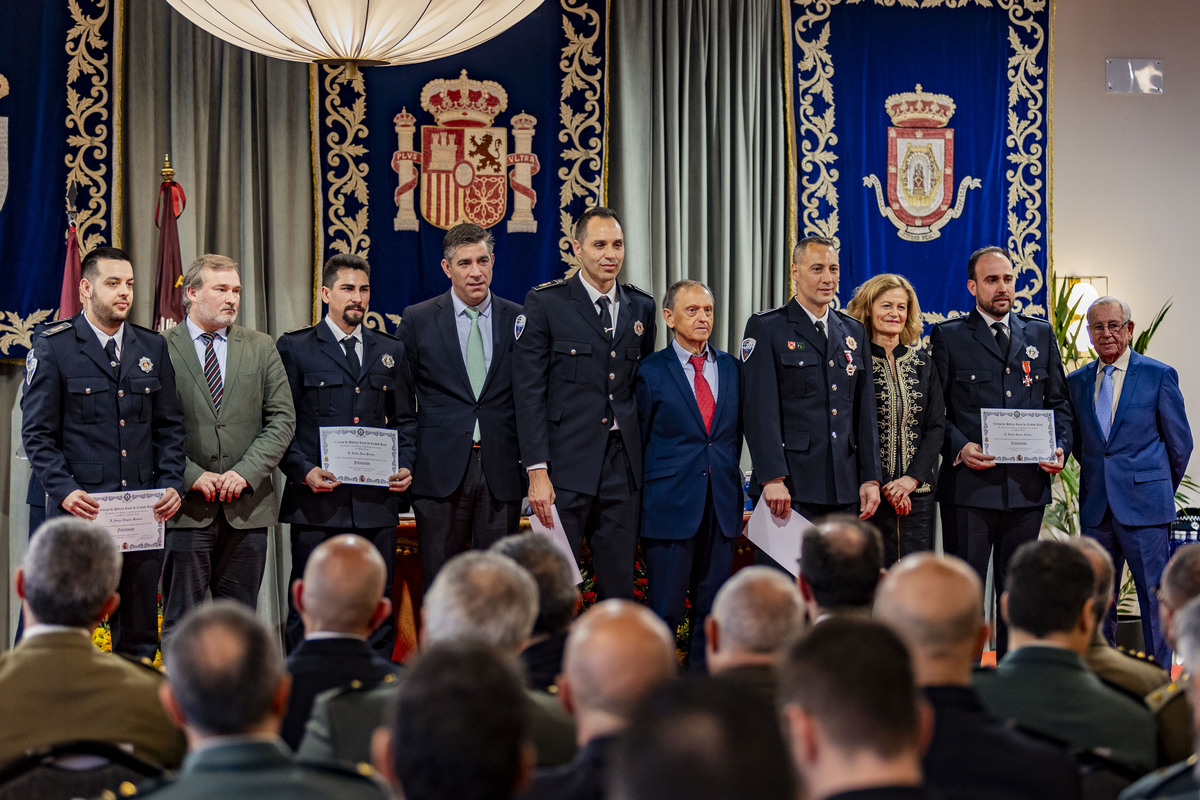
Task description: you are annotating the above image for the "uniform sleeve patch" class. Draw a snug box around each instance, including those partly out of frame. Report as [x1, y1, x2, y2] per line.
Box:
[514, 314, 527, 340]
[741, 338, 756, 361]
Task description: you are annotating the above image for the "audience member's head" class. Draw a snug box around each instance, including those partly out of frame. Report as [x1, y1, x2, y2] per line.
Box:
[799, 515, 885, 620]
[293, 533, 391, 638]
[778, 618, 927, 799]
[1001, 539, 1095, 653]
[375, 641, 532, 800]
[558, 600, 676, 744]
[491, 533, 580, 639]
[16, 518, 122, 629]
[1069, 536, 1116, 632]
[1170, 596, 1200, 745]
[1159, 543, 1200, 650]
[423, 551, 538, 654]
[705, 566, 804, 674]
[160, 601, 288, 744]
[875, 553, 987, 686]
[608, 677, 796, 800]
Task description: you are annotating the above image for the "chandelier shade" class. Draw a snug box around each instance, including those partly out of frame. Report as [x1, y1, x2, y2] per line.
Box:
[164, 0, 546, 67]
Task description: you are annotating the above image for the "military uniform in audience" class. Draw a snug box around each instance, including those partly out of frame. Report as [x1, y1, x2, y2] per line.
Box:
[1118, 754, 1199, 800]
[1086, 633, 1171, 698]
[1149, 672, 1195, 766]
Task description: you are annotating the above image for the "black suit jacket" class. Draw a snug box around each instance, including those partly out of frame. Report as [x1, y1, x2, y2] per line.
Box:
[21, 314, 187, 512]
[525, 735, 614, 800]
[513, 275, 657, 494]
[741, 300, 881, 505]
[276, 322, 417, 529]
[280, 637, 399, 750]
[397, 290, 524, 501]
[930, 310, 1072, 509]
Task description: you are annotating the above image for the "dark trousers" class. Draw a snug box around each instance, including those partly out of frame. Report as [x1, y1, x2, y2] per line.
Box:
[412, 446, 522, 591]
[556, 432, 639, 601]
[160, 510, 268, 644]
[643, 486, 735, 671]
[753, 500, 858, 574]
[286, 524, 397, 659]
[871, 491, 937, 568]
[109, 548, 166, 661]
[950, 504, 1045, 657]
[1086, 509, 1171, 666]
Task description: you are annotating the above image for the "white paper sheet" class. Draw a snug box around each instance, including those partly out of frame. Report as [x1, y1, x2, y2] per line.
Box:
[528, 504, 584, 584]
[744, 496, 811, 577]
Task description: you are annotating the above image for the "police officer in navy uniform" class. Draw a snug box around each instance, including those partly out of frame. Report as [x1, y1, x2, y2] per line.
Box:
[513, 207, 657, 600]
[930, 245, 1071, 656]
[276, 253, 416, 656]
[21, 246, 187, 660]
[740, 236, 881, 559]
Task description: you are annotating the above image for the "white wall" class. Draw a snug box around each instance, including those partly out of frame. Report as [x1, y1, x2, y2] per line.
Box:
[1052, 0, 1200, 476]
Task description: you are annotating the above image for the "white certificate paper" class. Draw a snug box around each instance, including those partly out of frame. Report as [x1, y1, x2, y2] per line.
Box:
[92, 489, 165, 552]
[529, 505, 584, 584]
[980, 408, 1056, 464]
[320, 426, 400, 486]
[745, 497, 812, 578]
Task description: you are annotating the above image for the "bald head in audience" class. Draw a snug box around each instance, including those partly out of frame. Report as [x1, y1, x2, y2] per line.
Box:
[705, 566, 804, 674]
[875, 553, 987, 686]
[799, 515, 885, 622]
[293, 534, 391, 637]
[1070, 536, 1116, 632]
[1160, 543, 1200, 651]
[558, 600, 677, 746]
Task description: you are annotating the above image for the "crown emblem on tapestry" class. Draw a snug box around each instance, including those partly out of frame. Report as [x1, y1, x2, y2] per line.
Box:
[421, 70, 509, 127]
[884, 85, 956, 129]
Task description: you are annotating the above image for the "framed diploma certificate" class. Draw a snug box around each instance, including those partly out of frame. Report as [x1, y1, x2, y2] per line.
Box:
[980, 408, 1056, 464]
[319, 426, 399, 486]
[92, 489, 166, 552]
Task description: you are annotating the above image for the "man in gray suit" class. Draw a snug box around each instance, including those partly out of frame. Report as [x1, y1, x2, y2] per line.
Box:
[162, 254, 295, 640]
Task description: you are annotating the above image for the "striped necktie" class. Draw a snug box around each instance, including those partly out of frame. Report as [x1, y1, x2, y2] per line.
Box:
[200, 332, 223, 411]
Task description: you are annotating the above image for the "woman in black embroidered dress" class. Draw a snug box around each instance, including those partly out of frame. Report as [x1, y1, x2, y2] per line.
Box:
[847, 274, 945, 566]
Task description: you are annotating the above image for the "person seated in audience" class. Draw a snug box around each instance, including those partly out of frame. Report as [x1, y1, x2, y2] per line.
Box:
[298, 550, 575, 767]
[875, 553, 1081, 800]
[372, 641, 534, 800]
[526, 600, 677, 800]
[142, 601, 387, 799]
[973, 539, 1156, 773]
[1147, 543, 1200, 764]
[0, 518, 185, 768]
[280, 534, 400, 749]
[704, 566, 804, 706]
[608, 677, 796, 800]
[777, 617, 933, 800]
[492, 532, 581, 692]
[799, 515, 885, 624]
[1120, 594, 1200, 799]
[1071, 536, 1169, 696]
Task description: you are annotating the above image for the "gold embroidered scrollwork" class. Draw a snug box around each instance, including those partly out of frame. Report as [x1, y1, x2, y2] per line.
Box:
[557, 0, 605, 271]
[323, 65, 371, 259]
[0, 310, 56, 356]
[64, 0, 111, 254]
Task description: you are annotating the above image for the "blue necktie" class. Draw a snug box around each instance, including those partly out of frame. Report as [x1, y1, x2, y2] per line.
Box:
[1097, 364, 1115, 440]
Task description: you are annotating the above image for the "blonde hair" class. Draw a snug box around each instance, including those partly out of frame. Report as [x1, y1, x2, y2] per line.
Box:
[846, 273, 923, 346]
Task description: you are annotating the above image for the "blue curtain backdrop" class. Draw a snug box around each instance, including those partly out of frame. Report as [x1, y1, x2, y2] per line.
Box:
[0, 0, 118, 359]
[314, 0, 609, 329]
[786, 0, 1050, 324]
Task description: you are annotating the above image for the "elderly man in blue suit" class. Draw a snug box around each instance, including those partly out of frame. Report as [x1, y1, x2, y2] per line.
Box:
[636, 280, 743, 669]
[1067, 296, 1192, 666]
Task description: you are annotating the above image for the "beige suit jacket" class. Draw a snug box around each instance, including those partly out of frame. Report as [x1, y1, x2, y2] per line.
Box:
[165, 322, 295, 529]
[0, 630, 186, 767]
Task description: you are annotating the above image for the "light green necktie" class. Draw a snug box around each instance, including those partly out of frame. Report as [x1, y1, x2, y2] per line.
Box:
[465, 306, 485, 441]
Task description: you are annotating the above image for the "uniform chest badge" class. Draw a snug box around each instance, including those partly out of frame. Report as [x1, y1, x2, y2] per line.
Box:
[1025, 345, 1039, 360]
[787, 341, 796, 350]
[382, 353, 395, 369]
[138, 356, 153, 373]
[1022, 360, 1033, 387]
[845, 336, 858, 350]
[24, 351, 36, 385]
[844, 350, 855, 376]
[634, 320, 645, 337]
[514, 314, 526, 340]
[741, 338, 756, 361]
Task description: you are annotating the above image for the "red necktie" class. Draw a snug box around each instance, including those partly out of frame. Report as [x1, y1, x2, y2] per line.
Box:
[689, 353, 715, 433]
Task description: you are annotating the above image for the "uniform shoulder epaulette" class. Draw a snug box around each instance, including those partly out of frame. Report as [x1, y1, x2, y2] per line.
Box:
[753, 306, 783, 317]
[1147, 675, 1190, 712]
[623, 282, 653, 299]
[370, 327, 400, 341]
[129, 322, 158, 334]
[281, 324, 315, 335]
[118, 653, 166, 675]
[1120, 754, 1197, 797]
[933, 314, 967, 328]
[533, 278, 566, 291]
[296, 756, 382, 783]
[114, 772, 175, 797]
[40, 321, 73, 337]
[1116, 644, 1163, 667]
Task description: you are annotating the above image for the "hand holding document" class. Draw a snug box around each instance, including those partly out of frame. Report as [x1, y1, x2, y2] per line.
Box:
[319, 426, 400, 486]
[745, 496, 811, 578]
[92, 489, 166, 551]
[980, 408, 1056, 464]
[528, 504, 584, 584]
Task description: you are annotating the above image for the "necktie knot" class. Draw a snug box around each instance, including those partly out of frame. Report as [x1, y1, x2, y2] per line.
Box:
[103, 338, 119, 367]
[464, 306, 480, 320]
[597, 296, 611, 312]
[200, 332, 215, 346]
[689, 353, 707, 371]
[1103, 364, 1116, 377]
[991, 321, 1010, 356]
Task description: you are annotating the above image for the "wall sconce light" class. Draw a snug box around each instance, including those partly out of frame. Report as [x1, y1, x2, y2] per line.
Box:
[1060, 275, 1109, 355]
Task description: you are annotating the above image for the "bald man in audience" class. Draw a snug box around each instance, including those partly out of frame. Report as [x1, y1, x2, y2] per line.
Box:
[1146, 543, 1200, 765]
[280, 534, 400, 749]
[973, 539, 1156, 773]
[799, 515, 885, 624]
[875, 553, 1080, 800]
[0, 518, 185, 768]
[704, 566, 804, 705]
[778, 618, 932, 800]
[526, 600, 677, 800]
[299, 551, 575, 767]
[1071, 536, 1169, 697]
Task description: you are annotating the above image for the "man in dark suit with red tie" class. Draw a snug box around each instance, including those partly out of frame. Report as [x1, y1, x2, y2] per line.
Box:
[397, 223, 525, 589]
[636, 280, 743, 669]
